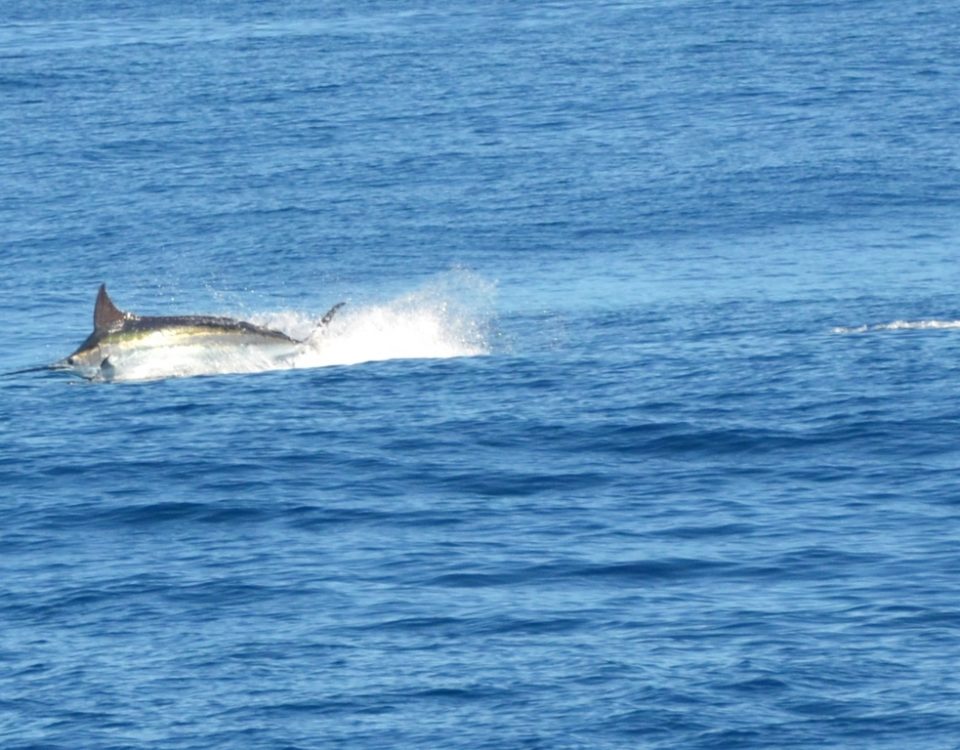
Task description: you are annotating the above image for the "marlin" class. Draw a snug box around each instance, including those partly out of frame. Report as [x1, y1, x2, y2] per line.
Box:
[5, 285, 344, 381]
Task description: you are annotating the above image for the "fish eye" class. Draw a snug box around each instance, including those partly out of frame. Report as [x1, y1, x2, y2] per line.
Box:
[67, 356, 75, 365]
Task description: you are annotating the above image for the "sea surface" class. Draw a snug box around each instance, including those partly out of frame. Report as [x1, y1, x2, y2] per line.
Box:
[3, 1, 960, 747]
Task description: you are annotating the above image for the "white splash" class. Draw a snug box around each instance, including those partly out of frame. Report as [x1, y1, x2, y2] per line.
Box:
[101, 274, 494, 382]
[832, 320, 960, 334]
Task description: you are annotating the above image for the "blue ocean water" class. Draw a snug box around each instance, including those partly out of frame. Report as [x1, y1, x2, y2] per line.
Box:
[3, 1, 960, 747]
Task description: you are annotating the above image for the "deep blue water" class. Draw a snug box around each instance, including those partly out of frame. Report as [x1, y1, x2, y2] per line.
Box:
[4, 1, 960, 747]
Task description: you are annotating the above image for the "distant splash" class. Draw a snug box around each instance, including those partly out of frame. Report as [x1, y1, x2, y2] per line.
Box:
[104, 273, 494, 383]
[832, 319, 960, 334]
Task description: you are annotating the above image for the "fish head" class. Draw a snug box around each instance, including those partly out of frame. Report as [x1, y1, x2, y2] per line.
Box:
[61, 332, 109, 379]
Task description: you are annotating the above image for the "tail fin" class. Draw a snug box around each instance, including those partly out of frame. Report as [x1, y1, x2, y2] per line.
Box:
[298, 302, 345, 344]
[319, 302, 345, 327]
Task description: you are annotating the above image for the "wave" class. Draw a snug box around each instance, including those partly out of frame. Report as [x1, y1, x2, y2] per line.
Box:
[831, 319, 960, 334]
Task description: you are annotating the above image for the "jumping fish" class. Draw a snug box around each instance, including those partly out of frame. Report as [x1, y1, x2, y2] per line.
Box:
[5, 285, 344, 381]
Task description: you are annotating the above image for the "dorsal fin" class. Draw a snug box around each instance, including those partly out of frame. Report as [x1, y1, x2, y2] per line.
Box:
[93, 284, 128, 330]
